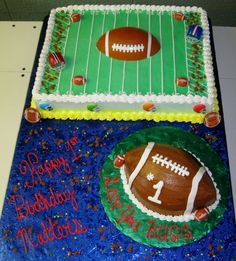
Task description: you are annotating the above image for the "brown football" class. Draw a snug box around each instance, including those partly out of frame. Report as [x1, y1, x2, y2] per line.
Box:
[24, 107, 41, 123]
[72, 75, 86, 86]
[123, 143, 217, 217]
[204, 112, 221, 128]
[96, 27, 160, 61]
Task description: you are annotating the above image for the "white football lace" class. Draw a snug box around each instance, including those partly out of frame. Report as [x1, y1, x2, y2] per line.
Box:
[152, 154, 190, 177]
[112, 43, 144, 53]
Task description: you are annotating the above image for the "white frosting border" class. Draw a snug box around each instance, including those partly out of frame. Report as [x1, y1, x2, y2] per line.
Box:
[120, 148, 220, 222]
[32, 5, 215, 107]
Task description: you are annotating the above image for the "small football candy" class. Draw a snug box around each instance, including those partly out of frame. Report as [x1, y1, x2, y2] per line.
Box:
[70, 14, 81, 23]
[24, 107, 41, 123]
[48, 52, 65, 70]
[174, 12, 186, 21]
[176, 77, 190, 87]
[204, 112, 221, 128]
[194, 208, 209, 222]
[72, 76, 86, 86]
[113, 154, 125, 169]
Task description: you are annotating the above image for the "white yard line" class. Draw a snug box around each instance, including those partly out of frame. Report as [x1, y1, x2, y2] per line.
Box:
[84, 12, 95, 94]
[149, 11, 152, 94]
[159, 12, 164, 94]
[184, 20, 190, 94]
[96, 13, 106, 93]
[171, 12, 177, 94]
[70, 19, 81, 95]
[121, 11, 130, 94]
[108, 12, 117, 94]
[136, 12, 140, 94]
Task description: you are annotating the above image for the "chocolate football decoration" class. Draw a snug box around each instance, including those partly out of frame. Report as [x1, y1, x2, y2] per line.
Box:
[72, 76, 86, 86]
[194, 208, 210, 222]
[113, 154, 125, 169]
[70, 13, 81, 23]
[121, 142, 218, 218]
[204, 112, 221, 128]
[96, 27, 160, 61]
[174, 12, 186, 21]
[24, 107, 41, 123]
[176, 77, 190, 87]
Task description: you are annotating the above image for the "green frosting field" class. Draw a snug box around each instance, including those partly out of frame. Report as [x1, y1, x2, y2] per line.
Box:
[40, 9, 207, 98]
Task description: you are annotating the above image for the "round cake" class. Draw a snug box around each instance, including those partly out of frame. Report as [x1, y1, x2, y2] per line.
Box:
[118, 142, 220, 221]
[100, 127, 228, 248]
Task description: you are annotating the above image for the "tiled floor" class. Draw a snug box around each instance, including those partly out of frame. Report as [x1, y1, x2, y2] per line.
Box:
[0, 22, 235, 219]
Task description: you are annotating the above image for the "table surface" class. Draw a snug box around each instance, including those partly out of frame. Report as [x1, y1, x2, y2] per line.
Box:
[0, 22, 236, 219]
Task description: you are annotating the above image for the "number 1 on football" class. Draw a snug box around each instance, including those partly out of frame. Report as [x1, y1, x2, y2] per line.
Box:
[148, 180, 164, 204]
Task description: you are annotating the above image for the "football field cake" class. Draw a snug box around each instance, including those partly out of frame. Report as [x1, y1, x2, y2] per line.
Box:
[31, 5, 219, 123]
[1, 5, 235, 258]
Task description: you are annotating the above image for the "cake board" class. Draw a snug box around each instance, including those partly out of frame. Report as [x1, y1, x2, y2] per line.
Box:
[0, 13, 236, 261]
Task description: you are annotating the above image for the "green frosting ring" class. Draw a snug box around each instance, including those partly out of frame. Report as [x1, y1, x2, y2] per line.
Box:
[99, 126, 230, 248]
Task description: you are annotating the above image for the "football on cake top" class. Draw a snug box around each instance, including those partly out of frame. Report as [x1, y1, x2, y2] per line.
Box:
[30, 5, 220, 124]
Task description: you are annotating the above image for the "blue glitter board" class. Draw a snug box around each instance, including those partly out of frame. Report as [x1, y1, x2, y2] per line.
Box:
[0, 16, 236, 261]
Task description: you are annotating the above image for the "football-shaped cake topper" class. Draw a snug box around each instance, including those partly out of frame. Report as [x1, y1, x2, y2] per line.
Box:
[96, 27, 160, 61]
[113, 154, 125, 169]
[24, 107, 41, 123]
[174, 12, 186, 21]
[70, 13, 81, 22]
[72, 76, 86, 86]
[48, 52, 65, 70]
[122, 142, 218, 218]
[194, 208, 209, 222]
[204, 112, 221, 128]
[176, 77, 190, 87]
